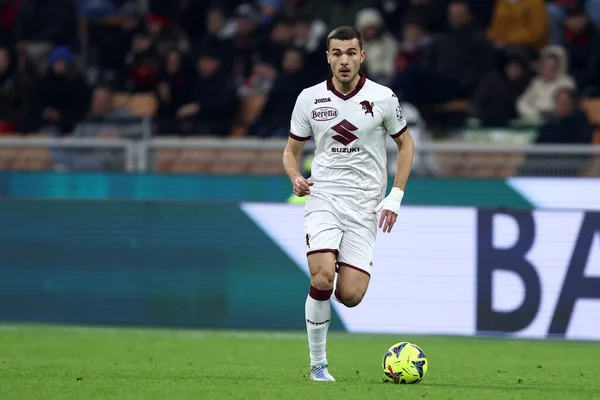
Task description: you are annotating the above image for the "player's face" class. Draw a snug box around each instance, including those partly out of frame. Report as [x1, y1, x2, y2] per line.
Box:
[326, 38, 365, 85]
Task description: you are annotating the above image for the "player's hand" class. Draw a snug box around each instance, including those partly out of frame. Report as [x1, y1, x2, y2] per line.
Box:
[372, 187, 404, 233]
[293, 176, 313, 197]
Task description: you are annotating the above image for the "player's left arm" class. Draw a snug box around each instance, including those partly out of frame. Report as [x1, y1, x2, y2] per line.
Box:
[372, 94, 415, 233]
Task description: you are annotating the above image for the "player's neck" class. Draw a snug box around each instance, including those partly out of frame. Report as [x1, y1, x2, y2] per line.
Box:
[332, 74, 361, 95]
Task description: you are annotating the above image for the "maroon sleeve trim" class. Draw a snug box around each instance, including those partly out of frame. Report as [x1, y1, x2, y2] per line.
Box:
[390, 125, 408, 139]
[289, 132, 310, 141]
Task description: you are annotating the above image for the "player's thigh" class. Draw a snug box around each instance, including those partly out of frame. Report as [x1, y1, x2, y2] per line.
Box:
[336, 217, 376, 305]
[304, 198, 344, 288]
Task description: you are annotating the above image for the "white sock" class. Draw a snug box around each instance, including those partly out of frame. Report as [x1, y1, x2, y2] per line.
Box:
[305, 286, 332, 366]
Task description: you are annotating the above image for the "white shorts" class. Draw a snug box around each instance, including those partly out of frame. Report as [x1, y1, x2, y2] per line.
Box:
[304, 194, 377, 276]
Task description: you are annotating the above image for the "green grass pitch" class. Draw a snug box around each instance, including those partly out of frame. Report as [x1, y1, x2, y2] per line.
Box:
[0, 324, 598, 400]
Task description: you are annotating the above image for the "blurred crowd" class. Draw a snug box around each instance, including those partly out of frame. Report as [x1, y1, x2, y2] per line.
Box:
[0, 0, 598, 147]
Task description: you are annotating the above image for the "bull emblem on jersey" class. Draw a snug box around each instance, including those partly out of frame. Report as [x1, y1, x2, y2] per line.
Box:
[360, 100, 374, 117]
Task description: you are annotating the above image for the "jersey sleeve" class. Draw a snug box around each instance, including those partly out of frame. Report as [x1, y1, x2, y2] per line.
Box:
[384, 94, 408, 139]
[289, 91, 312, 141]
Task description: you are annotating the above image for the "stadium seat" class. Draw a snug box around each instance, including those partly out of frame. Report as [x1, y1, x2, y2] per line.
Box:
[593, 128, 600, 144]
[129, 93, 158, 117]
[435, 99, 470, 113]
[112, 92, 130, 109]
[112, 92, 158, 117]
[581, 98, 600, 125]
[240, 95, 266, 124]
[232, 94, 266, 136]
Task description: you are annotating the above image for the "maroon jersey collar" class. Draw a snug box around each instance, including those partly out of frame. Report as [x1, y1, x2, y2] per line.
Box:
[326, 73, 366, 101]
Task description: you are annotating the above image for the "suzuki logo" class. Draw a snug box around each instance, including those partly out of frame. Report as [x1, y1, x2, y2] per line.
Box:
[331, 120, 358, 146]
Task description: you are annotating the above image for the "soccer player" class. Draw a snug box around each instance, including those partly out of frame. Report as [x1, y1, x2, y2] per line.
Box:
[282, 26, 415, 381]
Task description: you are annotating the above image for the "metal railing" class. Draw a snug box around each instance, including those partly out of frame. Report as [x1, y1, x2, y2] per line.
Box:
[1, 136, 600, 177]
[0, 137, 136, 172]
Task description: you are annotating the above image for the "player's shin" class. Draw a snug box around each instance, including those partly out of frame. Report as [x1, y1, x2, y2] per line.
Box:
[305, 285, 332, 366]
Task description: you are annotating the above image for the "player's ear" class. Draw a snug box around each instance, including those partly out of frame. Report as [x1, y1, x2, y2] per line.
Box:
[360, 49, 365, 63]
[326, 50, 331, 64]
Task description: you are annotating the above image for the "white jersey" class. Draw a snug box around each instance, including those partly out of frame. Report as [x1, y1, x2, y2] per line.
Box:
[290, 74, 407, 211]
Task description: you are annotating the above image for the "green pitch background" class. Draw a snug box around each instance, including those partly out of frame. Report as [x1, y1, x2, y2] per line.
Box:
[0, 324, 598, 400]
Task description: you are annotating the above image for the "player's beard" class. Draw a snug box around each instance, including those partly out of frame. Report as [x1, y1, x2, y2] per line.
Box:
[333, 68, 358, 87]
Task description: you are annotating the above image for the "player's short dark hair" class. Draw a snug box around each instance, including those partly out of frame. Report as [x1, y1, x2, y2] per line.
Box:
[327, 26, 363, 50]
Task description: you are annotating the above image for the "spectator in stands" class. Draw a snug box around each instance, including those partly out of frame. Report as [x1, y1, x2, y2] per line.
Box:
[176, 45, 238, 136]
[155, 48, 193, 135]
[258, 0, 284, 25]
[73, 85, 142, 139]
[291, 16, 328, 83]
[394, 98, 436, 176]
[239, 61, 279, 96]
[14, 0, 78, 74]
[298, 0, 372, 30]
[356, 8, 398, 86]
[559, 7, 600, 90]
[516, 45, 576, 121]
[21, 46, 91, 135]
[547, 0, 600, 45]
[52, 85, 140, 172]
[470, 51, 532, 126]
[86, 2, 141, 89]
[197, 6, 235, 75]
[519, 87, 593, 176]
[395, 0, 492, 105]
[259, 16, 294, 72]
[125, 29, 161, 92]
[536, 87, 593, 143]
[76, 0, 118, 19]
[388, 0, 449, 35]
[230, 4, 265, 85]
[169, 1, 210, 42]
[486, 0, 550, 55]
[249, 47, 308, 138]
[144, 12, 190, 58]
[0, 43, 37, 134]
[0, 0, 20, 39]
[395, 18, 432, 73]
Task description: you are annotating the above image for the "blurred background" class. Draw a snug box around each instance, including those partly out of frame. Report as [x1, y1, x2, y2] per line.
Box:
[0, 0, 598, 337]
[0, 0, 598, 176]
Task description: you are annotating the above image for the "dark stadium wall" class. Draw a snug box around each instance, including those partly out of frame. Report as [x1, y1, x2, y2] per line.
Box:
[0, 172, 534, 208]
[0, 200, 345, 331]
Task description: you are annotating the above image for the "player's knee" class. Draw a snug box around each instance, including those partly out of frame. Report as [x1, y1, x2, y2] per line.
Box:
[310, 268, 335, 291]
[338, 290, 365, 308]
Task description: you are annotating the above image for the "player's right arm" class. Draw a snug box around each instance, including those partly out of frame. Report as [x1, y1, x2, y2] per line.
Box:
[283, 91, 313, 197]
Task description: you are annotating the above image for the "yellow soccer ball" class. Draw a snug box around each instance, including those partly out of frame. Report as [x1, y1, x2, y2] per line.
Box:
[382, 342, 428, 384]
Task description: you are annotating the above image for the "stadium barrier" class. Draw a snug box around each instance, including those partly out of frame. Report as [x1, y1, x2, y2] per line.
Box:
[0, 200, 598, 340]
[1, 136, 600, 177]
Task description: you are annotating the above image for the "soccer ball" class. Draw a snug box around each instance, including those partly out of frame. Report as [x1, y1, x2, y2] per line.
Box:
[382, 342, 428, 384]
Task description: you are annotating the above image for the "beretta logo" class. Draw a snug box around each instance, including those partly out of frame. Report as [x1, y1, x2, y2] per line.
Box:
[312, 107, 338, 121]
